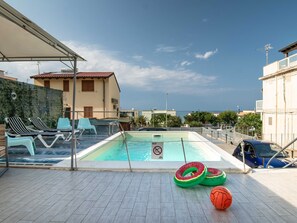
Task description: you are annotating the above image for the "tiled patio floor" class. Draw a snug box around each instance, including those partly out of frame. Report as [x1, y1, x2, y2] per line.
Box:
[0, 168, 297, 223]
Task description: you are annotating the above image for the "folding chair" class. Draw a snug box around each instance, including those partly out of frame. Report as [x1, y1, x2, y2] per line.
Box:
[77, 118, 97, 135]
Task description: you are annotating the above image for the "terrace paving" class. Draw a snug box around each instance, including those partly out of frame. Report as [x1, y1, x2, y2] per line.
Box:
[1, 129, 297, 222]
[0, 168, 297, 222]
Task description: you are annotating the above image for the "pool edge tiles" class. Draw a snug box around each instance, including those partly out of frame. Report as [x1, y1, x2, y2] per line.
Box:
[52, 131, 251, 173]
[52, 160, 248, 173]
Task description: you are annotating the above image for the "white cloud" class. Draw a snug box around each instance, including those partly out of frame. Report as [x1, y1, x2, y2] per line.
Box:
[155, 44, 190, 53]
[0, 41, 218, 95]
[155, 45, 178, 53]
[132, 55, 143, 61]
[180, 60, 192, 66]
[195, 49, 218, 60]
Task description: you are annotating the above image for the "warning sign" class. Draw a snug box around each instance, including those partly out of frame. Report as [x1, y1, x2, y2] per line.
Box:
[152, 142, 163, 159]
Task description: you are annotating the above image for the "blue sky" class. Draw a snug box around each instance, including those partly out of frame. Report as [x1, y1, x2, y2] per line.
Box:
[3, 0, 297, 112]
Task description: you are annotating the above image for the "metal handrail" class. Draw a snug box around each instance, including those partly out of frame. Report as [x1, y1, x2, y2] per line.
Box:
[266, 137, 297, 168]
[181, 138, 187, 164]
[117, 122, 132, 172]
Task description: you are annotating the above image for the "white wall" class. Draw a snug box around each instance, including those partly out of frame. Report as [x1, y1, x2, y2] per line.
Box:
[262, 69, 297, 146]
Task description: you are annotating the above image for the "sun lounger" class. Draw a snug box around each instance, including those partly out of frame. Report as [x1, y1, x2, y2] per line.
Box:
[29, 117, 62, 132]
[29, 117, 81, 141]
[77, 118, 97, 135]
[57, 117, 82, 140]
[6, 133, 36, 156]
[5, 117, 64, 148]
[0, 124, 8, 177]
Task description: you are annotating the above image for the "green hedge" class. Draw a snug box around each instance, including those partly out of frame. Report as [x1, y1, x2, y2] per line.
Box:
[0, 78, 63, 127]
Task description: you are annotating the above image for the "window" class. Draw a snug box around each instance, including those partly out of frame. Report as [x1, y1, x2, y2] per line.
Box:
[82, 80, 94, 92]
[64, 107, 71, 119]
[84, 106, 93, 118]
[63, 80, 69, 92]
[268, 117, 272, 125]
[44, 80, 50, 88]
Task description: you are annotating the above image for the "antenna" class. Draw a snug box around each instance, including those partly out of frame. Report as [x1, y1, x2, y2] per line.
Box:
[37, 61, 40, 74]
[264, 44, 273, 65]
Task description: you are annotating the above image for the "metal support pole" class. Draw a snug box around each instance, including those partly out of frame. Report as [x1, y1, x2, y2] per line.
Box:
[165, 93, 168, 128]
[71, 58, 77, 171]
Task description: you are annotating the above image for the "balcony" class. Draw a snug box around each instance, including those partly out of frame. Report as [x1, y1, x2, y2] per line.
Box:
[255, 100, 263, 113]
[263, 52, 297, 76]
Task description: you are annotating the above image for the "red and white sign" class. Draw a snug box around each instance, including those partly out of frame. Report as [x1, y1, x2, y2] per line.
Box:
[151, 142, 163, 159]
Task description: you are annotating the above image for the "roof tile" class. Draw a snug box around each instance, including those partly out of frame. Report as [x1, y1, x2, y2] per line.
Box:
[30, 72, 114, 79]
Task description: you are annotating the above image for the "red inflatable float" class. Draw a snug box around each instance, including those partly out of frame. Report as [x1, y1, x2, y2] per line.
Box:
[200, 167, 227, 186]
[174, 162, 207, 188]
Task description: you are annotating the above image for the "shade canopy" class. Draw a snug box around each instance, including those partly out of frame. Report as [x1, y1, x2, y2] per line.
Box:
[0, 1, 85, 171]
[279, 41, 297, 56]
[0, 1, 84, 62]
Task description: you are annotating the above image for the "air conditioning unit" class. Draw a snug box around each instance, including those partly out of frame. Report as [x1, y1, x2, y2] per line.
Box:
[111, 98, 118, 104]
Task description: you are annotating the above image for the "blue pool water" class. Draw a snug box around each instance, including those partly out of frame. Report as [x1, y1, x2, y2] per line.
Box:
[81, 132, 221, 162]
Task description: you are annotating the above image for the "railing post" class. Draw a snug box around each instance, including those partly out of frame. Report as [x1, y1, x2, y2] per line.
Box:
[118, 122, 132, 172]
[181, 138, 187, 164]
[241, 142, 246, 173]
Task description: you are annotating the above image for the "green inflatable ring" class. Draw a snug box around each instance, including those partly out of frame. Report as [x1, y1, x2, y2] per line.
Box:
[174, 162, 207, 188]
[200, 167, 227, 186]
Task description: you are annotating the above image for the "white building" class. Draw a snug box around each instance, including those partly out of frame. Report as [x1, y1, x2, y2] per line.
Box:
[141, 109, 176, 124]
[260, 41, 297, 146]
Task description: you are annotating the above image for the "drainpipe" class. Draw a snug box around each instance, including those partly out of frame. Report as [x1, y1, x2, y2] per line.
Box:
[275, 75, 278, 144]
[283, 75, 286, 145]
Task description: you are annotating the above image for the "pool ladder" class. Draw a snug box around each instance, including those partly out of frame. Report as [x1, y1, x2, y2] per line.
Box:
[266, 137, 297, 168]
[117, 122, 132, 172]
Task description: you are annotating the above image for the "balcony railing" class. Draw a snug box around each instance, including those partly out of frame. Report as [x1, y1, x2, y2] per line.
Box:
[263, 52, 297, 76]
[256, 100, 263, 112]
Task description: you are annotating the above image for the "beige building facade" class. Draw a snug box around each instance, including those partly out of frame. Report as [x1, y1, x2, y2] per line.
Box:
[0, 70, 17, 81]
[31, 70, 120, 119]
[260, 42, 297, 147]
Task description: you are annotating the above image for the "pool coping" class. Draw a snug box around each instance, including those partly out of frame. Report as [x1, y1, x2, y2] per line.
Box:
[53, 131, 251, 173]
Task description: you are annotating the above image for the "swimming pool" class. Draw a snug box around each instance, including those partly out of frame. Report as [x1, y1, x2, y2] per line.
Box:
[81, 131, 221, 161]
[54, 131, 248, 172]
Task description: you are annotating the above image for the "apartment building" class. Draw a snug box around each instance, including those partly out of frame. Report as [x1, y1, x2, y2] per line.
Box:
[31, 70, 120, 119]
[260, 41, 297, 146]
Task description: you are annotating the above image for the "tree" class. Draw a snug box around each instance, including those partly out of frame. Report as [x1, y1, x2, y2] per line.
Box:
[236, 113, 262, 137]
[167, 115, 182, 127]
[150, 114, 183, 127]
[217, 110, 238, 126]
[184, 111, 218, 126]
[134, 115, 147, 127]
[150, 113, 166, 127]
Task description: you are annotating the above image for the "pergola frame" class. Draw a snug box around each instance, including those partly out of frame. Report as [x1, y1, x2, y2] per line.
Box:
[0, 1, 85, 170]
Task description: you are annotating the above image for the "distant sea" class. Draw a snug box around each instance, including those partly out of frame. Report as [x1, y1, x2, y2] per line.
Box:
[176, 110, 223, 121]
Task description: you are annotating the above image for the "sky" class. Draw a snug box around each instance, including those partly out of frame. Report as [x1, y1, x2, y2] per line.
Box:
[2, 0, 297, 113]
